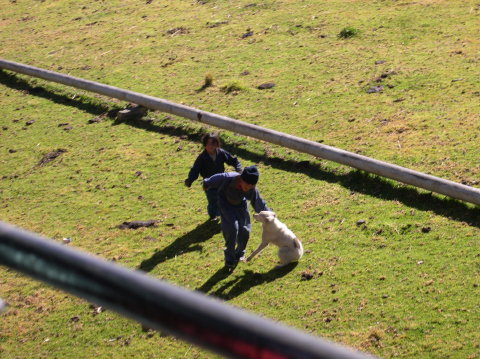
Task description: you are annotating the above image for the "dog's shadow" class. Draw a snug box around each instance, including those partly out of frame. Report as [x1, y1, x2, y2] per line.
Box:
[138, 220, 221, 272]
[197, 262, 298, 300]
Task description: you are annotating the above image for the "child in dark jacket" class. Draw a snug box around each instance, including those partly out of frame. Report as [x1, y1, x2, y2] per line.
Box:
[185, 133, 242, 220]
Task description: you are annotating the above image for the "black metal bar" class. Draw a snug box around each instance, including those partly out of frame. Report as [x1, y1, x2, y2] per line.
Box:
[0, 221, 377, 359]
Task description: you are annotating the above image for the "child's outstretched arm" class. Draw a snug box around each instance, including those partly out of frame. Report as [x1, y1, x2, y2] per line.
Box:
[249, 188, 270, 213]
[185, 156, 202, 187]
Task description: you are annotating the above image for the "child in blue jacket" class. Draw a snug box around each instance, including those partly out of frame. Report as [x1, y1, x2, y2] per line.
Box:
[203, 165, 270, 269]
[185, 133, 242, 220]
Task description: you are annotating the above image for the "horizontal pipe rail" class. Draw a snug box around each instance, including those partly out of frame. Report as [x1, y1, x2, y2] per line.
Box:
[1, 58, 479, 206]
[0, 221, 376, 359]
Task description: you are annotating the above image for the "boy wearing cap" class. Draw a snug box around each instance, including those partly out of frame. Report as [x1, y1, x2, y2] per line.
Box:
[203, 165, 270, 269]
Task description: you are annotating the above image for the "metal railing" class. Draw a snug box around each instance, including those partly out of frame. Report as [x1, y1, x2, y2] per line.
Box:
[0, 221, 376, 359]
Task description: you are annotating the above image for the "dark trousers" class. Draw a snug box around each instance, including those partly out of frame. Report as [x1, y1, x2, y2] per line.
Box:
[219, 203, 251, 264]
[205, 188, 219, 218]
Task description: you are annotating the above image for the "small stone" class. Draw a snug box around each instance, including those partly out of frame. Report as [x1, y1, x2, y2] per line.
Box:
[257, 82, 276, 90]
[62, 237, 71, 244]
[366, 85, 383, 93]
[300, 271, 314, 281]
[241, 30, 254, 39]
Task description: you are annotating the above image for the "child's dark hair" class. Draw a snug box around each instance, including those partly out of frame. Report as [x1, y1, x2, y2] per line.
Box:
[202, 133, 221, 147]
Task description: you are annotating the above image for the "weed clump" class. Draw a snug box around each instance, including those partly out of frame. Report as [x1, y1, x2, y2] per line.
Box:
[204, 73, 214, 88]
[197, 73, 214, 92]
[222, 80, 247, 94]
[338, 26, 360, 39]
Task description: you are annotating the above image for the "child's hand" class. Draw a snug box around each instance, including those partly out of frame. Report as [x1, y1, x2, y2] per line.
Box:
[184, 179, 192, 187]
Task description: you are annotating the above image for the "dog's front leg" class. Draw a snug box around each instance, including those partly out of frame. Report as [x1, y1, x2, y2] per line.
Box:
[246, 242, 268, 262]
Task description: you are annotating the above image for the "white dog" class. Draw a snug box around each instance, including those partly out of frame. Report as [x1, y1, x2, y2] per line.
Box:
[247, 211, 303, 266]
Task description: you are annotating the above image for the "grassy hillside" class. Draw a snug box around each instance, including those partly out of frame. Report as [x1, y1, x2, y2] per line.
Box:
[1, 0, 479, 358]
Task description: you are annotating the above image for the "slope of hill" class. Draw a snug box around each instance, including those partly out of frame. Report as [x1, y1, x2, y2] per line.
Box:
[1, 1, 479, 358]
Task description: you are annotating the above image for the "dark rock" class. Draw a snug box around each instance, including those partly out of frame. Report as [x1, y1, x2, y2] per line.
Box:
[116, 104, 147, 122]
[207, 21, 229, 28]
[257, 82, 276, 90]
[241, 30, 254, 39]
[166, 27, 189, 36]
[117, 220, 159, 229]
[376, 71, 396, 82]
[300, 271, 314, 281]
[421, 226, 431, 233]
[37, 149, 67, 166]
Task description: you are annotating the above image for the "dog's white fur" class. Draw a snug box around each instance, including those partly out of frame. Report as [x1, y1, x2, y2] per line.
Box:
[247, 211, 303, 266]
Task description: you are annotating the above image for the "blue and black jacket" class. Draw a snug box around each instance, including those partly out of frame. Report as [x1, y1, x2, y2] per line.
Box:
[186, 148, 242, 186]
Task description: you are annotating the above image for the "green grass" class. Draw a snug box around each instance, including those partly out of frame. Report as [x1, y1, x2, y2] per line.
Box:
[338, 26, 360, 39]
[1, 1, 479, 358]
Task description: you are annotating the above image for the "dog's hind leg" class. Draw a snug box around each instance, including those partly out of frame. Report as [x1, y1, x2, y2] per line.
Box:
[278, 246, 300, 266]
